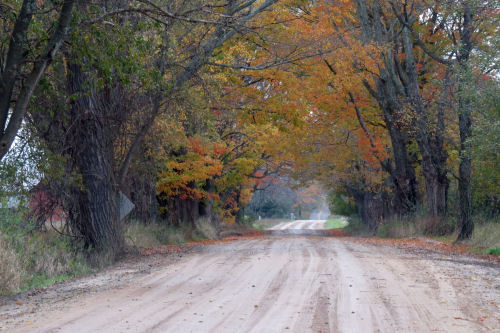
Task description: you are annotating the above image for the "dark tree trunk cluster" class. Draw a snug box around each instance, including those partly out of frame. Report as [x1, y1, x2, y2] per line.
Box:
[66, 63, 123, 257]
[347, 0, 452, 230]
[351, 189, 384, 232]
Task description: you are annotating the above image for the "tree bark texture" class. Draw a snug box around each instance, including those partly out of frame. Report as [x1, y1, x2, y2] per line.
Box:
[66, 63, 123, 256]
[457, 110, 473, 239]
[456, 4, 474, 240]
[355, 0, 449, 218]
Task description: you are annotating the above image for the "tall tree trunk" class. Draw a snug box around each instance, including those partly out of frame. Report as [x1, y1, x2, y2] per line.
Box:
[384, 111, 419, 214]
[67, 63, 123, 257]
[370, 76, 420, 216]
[401, 25, 449, 217]
[456, 4, 474, 241]
[457, 110, 473, 239]
[420, 158, 449, 216]
[354, 0, 420, 217]
[349, 187, 383, 232]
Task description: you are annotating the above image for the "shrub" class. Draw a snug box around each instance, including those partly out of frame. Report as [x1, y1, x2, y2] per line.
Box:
[343, 217, 371, 236]
[328, 191, 357, 217]
[194, 217, 218, 240]
[419, 216, 456, 236]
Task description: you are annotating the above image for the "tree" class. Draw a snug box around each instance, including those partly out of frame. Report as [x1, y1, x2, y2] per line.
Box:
[0, 0, 76, 159]
[398, 0, 500, 239]
[26, 0, 286, 257]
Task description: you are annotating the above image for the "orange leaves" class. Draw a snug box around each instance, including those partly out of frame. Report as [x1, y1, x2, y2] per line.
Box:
[188, 137, 206, 155]
[227, 0, 392, 192]
[157, 137, 224, 200]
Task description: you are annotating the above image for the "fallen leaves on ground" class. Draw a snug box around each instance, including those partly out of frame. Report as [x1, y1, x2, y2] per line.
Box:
[351, 236, 500, 265]
[140, 229, 265, 256]
[140, 227, 499, 266]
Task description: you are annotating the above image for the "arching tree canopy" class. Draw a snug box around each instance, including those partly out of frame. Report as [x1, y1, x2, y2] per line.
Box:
[1, 0, 499, 256]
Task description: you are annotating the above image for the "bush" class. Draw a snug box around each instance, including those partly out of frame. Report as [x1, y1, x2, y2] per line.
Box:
[194, 217, 218, 240]
[343, 217, 371, 236]
[328, 191, 357, 217]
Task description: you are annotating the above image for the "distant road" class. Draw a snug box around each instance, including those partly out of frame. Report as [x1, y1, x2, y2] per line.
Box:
[269, 219, 326, 230]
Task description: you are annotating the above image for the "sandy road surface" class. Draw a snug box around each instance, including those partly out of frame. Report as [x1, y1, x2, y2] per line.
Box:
[1, 220, 499, 332]
[270, 219, 327, 230]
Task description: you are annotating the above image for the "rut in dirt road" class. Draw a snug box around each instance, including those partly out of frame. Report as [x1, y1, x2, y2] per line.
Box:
[1, 220, 499, 333]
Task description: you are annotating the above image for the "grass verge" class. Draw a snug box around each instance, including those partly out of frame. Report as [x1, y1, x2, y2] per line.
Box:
[324, 216, 348, 229]
[0, 209, 91, 296]
[373, 212, 500, 256]
[124, 218, 219, 249]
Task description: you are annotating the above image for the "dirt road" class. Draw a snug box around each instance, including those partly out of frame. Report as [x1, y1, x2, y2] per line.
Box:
[1, 220, 499, 332]
[270, 219, 327, 230]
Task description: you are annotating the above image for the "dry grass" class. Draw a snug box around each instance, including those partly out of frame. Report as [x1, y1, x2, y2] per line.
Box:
[124, 222, 187, 248]
[0, 229, 90, 296]
[0, 234, 21, 295]
[377, 215, 456, 238]
[465, 222, 500, 249]
[376, 214, 500, 255]
[194, 217, 218, 240]
[124, 218, 220, 249]
[125, 223, 163, 248]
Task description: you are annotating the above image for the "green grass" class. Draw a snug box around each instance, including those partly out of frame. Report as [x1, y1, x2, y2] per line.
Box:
[324, 217, 348, 229]
[487, 247, 500, 255]
[431, 235, 455, 243]
[22, 273, 73, 291]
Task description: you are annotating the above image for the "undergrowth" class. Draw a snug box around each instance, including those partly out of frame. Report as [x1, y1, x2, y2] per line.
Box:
[0, 208, 90, 296]
[124, 217, 219, 248]
[377, 213, 456, 239]
[1, 210, 221, 296]
[374, 212, 500, 253]
[343, 217, 371, 236]
[463, 215, 500, 250]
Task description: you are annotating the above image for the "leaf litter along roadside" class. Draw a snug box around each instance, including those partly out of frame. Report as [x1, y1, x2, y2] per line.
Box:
[139, 229, 266, 255]
[350, 236, 500, 266]
[140, 226, 498, 267]
[139, 228, 350, 256]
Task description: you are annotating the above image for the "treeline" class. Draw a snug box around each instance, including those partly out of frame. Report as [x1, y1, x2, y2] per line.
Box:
[243, 0, 499, 237]
[0, 0, 499, 262]
[1, 0, 299, 259]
